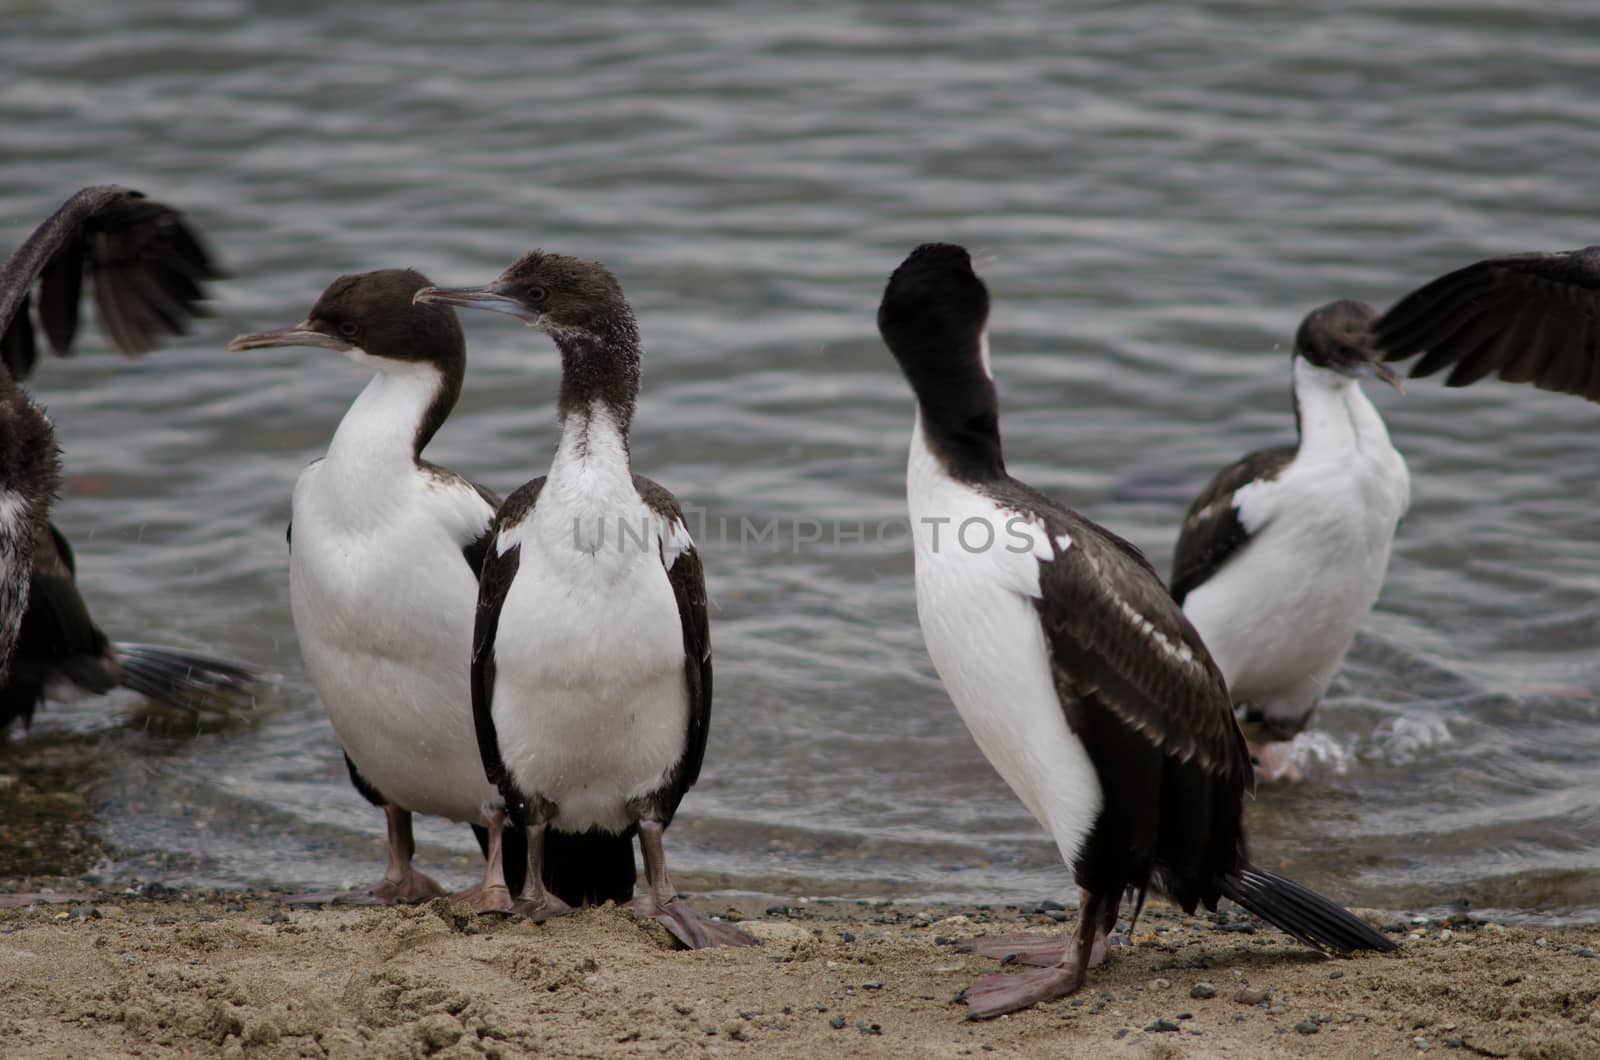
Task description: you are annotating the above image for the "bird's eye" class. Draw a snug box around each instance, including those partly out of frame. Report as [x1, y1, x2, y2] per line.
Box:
[338, 321, 359, 338]
[525, 286, 548, 303]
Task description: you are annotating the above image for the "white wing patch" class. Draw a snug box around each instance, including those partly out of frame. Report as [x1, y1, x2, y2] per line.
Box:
[659, 516, 693, 570]
[1054, 532, 1073, 554]
[1230, 478, 1281, 535]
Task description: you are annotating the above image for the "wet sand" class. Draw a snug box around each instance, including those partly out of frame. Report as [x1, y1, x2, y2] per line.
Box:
[2, 889, 1597, 1058]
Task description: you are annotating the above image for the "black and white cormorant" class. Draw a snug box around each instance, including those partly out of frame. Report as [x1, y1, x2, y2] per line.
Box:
[1375, 245, 1600, 402]
[1170, 301, 1410, 782]
[878, 243, 1393, 1019]
[0, 185, 269, 734]
[228, 270, 635, 909]
[415, 252, 755, 949]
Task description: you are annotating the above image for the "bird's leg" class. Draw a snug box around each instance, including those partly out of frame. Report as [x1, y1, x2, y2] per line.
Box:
[958, 889, 1103, 1019]
[287, 806, 446, 905]
[367, 804, 447, 903]
[627, 820, 756, 950]
[956, 887, 1112, 968]
[509, 811, 573, 922]
[451, 805, 515, 913]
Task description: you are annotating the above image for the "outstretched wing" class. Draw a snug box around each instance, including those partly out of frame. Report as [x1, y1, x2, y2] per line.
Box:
[1375, 246, 1600, 401]
[1, 185, 220, 378]
[1169, 445, 1296, 605]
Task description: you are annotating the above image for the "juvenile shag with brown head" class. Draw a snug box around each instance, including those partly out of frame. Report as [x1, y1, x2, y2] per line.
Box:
[416, 252, 754, 949]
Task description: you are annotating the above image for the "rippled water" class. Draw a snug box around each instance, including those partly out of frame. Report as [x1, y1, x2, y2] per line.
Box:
[2, 1, 1597, 922]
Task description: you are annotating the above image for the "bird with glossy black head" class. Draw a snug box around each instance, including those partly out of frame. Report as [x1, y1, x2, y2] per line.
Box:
[878, 243, 1392, 1019]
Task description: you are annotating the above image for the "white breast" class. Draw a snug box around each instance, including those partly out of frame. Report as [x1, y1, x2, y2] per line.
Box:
[289, 366, 498, 822]
[1182, 364, 1410, 730]
[489, 406, 692, 834]
[906, 414, 1103, 868]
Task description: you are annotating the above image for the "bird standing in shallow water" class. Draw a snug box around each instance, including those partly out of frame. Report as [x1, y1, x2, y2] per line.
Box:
[416, 252, 755, 949]
[877, 243, 1393, 1019]
[1171, 301, 1410, 783]
[229, 269, 635, 910]
[0, 185, 267, 731]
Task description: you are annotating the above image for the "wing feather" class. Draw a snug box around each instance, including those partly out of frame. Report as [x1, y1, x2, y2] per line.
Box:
[1169, 445, 1295, 605]
[981, 479, 1251, 785]
[469, 478, 544, 813]
[1376, 246, 1600, 403]
[634, 475, 712, 804]
[1, 185, 220, 378]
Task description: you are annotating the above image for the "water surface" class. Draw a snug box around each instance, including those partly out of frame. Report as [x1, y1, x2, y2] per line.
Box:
[2, 1, 1597, 922]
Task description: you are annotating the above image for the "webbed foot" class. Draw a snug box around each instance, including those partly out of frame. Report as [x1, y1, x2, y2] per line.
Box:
[451, 881, 515, 914]
[632, 896, 757, 950]
[957, 961, 1086, 1020]
[511, 891, 574, 922]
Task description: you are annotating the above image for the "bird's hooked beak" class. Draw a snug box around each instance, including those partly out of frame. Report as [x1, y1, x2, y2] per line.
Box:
[414, 283, 540, 324]
[225, 323, 351, 354]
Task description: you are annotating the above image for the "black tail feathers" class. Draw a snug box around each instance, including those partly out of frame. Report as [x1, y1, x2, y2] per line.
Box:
[116, 643, 273, 716]
[480, 825, 638, 909]
[1222, 868, 1395, 956]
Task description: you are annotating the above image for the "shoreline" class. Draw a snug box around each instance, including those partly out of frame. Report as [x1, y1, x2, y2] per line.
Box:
[3, 890, 1597, 1058]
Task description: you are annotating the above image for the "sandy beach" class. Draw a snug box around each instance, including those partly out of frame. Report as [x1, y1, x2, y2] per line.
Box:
[2, 888, 1597, 1059]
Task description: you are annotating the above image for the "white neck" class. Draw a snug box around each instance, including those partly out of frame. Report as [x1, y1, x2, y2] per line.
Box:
[525, 400, 639, 557]
[548, 399, 633, 491]
[324, 355, 444, 477]
[1292, 355, 1394, 462]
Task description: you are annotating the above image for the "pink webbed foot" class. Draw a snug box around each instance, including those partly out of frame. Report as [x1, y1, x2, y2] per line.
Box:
[287, 867, 446, 907]
[630, 895, 758, 950]
[1248, 740, 1304, 784]
[511, 891, 574, 923]
[957, 933, 1067, 967]
[450, 881, 514, 914]
[958, 961, 1087, 1020]
[957, 927, 1109, 968]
